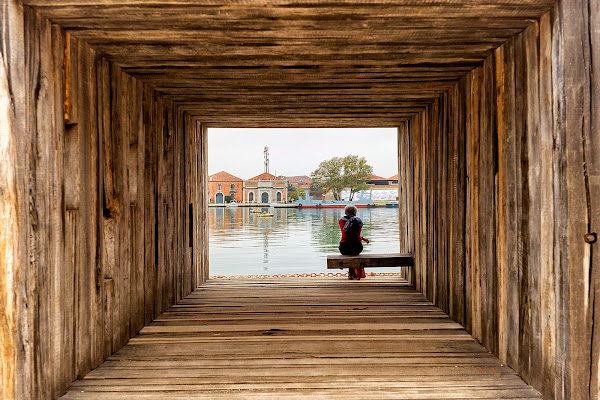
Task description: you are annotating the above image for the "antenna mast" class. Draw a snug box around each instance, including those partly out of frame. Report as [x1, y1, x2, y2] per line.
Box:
[264, 146, 269, 173]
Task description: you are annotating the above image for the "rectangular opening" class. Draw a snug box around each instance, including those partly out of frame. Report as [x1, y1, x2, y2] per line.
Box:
[207, 127, 401, 278]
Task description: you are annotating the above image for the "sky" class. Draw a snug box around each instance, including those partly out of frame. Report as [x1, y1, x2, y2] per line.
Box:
[208, 127, 398, 179]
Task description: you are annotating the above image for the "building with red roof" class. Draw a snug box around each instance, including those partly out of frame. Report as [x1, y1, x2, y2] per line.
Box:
[287, 175, 312, 189]
[243, 172, 288, 203]
[208, 171, 243, 203]
[367, 173, 399, 188]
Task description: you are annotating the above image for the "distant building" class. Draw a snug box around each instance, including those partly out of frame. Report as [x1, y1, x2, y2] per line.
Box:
[286, 175, 312, 189]
[243, 173, 288, 203]
[367, 174, 398, 189]
[208, 171, 243, 203]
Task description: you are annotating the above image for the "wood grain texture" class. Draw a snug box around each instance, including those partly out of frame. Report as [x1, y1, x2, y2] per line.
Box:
[61, 277, 541, 399]
[2, 1, 599, 399]
[20, 0, 555, 127]
[403, 4, 600, 398]
[0, 4, 203, 398]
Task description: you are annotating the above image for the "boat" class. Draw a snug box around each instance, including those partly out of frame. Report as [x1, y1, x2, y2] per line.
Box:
[294, 190, 375, 209]
[258, 212, 274, 217]
[385, 201, 399, 208]
[226, 201, 239, 208]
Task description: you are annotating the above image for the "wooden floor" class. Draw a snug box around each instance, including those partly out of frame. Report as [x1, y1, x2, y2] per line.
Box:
[62, 277, 541, 399]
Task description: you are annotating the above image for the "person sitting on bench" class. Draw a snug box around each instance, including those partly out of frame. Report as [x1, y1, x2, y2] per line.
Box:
[338, 205, 370, 280]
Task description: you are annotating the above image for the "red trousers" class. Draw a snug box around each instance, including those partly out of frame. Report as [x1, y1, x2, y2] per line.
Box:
[348, 266, 366, 280]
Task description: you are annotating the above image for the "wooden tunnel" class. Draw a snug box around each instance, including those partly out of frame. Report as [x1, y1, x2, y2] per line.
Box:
[0, 0, 598, 399]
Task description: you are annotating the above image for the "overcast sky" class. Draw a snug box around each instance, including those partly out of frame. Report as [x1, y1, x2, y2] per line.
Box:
[208, 127, 398, 179]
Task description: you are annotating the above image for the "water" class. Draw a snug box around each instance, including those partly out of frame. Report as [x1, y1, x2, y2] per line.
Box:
[209, 207, 400, 276]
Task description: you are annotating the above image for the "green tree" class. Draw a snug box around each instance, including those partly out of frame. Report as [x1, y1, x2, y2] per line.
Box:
[342, 155, 373, 200]
[311, 157, 345, 200]
[287, 185, 305, 201]
[311, 155, 372, 200]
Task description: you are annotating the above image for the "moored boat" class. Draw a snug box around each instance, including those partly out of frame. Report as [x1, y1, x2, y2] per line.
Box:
[385, 201, 399, 208]
[294, 190, 375, 209]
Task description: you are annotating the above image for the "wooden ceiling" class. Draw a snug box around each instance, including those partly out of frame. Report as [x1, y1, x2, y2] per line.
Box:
[24, 0, 555, 127]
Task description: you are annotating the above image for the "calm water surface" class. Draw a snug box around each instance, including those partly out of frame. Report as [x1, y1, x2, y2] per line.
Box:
[209, 207, 400, 276]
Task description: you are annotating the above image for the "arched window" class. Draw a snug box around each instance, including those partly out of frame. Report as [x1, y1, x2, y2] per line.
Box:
[249, 192, 254, 202]
[217, 184, 222, 191]
[261, 192, 269, 203]
[276, 192, 282, 202]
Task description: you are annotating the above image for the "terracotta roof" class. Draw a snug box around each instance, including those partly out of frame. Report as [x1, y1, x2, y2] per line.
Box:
[247, 172, 285, 181]
[286, 175, 312, 182]
[369, 174, 388, 181]
[388, 174, 399, 180]
[209, 171, 242, 182]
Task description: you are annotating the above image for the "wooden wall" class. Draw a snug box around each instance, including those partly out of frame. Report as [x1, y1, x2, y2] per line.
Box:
[398, 2, 599, 399]
[0, 2, 206, 398]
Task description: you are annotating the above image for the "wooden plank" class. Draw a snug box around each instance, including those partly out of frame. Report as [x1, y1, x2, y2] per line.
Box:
[326, 254, 414, 269]
[449, 78, 465, 327]
[116, 68, 131, 350]
[164, 100, 175, 311]
[524, 22, 542, 390]
[155, 93, 166, 317]
[50, 21, 67, 398]
[27, 11, 54, 398]
[560, 0, 597, 398]
[0, 17, 20, 392]
[143, 85, 157, 326]
[549, 5, 569, 398]
[76, 35, 94, 380]
[200, 123, 210, 283]
[537, 12, 556, 399]
[130, 78, 146, 336]
[501, 35, 521, 374]
[478, 51, 498, 355]
[468, 66, 482, 342]
[513, 30, 531, 383]
[495, 41, 507, 365]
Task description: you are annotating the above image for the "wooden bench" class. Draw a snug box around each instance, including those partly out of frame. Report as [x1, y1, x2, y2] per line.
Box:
[326, 253, 414, 269]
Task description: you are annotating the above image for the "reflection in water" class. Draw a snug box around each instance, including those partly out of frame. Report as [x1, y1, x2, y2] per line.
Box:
[263, 233, 269, 267]
[209, 207, 400, 276]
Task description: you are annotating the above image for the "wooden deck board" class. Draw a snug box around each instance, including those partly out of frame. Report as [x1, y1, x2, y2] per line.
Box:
[61, 277, 540, 399]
